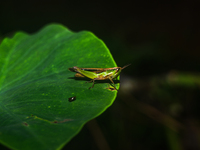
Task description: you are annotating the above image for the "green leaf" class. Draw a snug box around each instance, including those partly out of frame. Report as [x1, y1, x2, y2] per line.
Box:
[0, 24, 118, 150]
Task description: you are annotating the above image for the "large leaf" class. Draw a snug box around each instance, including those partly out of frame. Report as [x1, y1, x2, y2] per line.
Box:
[0, 24, 118, 150]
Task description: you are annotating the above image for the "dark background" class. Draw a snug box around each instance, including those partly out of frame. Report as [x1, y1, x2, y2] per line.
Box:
[1, 0, 200, 150]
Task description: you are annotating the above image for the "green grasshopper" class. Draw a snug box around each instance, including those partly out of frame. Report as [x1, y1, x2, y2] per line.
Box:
[68, 64, 130, 90]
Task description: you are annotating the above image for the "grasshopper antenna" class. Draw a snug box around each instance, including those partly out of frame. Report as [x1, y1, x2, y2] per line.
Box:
[122, 64, 131, 70]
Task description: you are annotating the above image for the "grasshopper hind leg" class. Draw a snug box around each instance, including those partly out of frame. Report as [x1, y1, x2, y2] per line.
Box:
[86, 79, 95, 89]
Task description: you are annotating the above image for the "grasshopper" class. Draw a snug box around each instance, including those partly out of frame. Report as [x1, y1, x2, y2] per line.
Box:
[68, 64, 130, 90]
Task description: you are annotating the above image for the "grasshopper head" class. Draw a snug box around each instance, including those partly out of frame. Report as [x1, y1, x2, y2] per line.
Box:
[110, 67, 121, 79]
[112, 64, 131, 79]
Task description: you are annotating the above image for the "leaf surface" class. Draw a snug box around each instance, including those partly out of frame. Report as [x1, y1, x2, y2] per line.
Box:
[0, 24, 118, 150]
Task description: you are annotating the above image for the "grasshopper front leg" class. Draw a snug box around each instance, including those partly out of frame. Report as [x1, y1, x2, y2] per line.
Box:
[108, 77, 118, 91]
